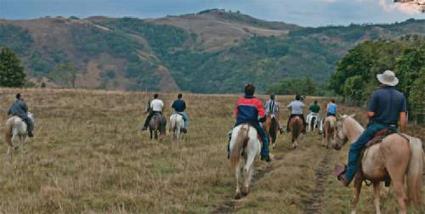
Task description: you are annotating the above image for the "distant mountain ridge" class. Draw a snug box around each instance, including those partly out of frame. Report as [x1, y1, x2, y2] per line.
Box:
[0, 9, 424, 92]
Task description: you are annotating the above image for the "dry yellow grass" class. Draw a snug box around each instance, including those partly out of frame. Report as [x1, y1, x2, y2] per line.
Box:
[0, 88, 423, 213]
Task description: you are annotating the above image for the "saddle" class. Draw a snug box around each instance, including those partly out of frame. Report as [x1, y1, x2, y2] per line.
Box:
[364, 128, 396, 148]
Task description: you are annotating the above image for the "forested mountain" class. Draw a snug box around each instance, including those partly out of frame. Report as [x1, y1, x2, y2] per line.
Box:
[0, 9, 424, 93]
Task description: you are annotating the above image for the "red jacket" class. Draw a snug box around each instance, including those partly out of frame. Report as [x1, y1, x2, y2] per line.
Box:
[234, 96, 265, 125]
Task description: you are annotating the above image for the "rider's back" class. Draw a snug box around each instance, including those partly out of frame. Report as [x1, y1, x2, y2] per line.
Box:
[288, 100, 304, 115]
[8, 100, 27, 117]
[235, 96, 264, 125]
[150, 99, 164, 112]
[369, 86, 406, 125]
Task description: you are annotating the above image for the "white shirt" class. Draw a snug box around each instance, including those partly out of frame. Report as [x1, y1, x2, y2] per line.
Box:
[150, 99, 164, 112]
[287, 100, 305, 115]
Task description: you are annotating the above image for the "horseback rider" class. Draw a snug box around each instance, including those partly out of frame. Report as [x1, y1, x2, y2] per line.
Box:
[337, 70, 407, 186]
[309, 100, 321, 114]
[142, 93, 164, 131]
[264, 94, 284, 134]
[326, 99, 337, 117]
[171, 93, 189, 133]
[232, 84, 271, 162]
[8, 93, 34, 137]
[286, 95, 306, 133]
[307, 100, 321, 129]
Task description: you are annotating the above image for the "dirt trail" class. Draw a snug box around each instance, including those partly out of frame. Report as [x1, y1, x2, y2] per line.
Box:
[302, 149, 335, 214]
[212, 163, 274, 213]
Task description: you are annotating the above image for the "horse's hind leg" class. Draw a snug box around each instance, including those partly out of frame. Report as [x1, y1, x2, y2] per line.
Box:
[373, 182, 382, 214]
[242, 152, 256, 196]
[387, 168, 408, 214]
[234, 162, 242, 199]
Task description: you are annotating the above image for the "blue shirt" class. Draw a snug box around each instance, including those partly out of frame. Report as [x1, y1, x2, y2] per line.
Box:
[368, 86, 407, 125]
[327, 103, 337, 114]
[171, 99, 186, 112]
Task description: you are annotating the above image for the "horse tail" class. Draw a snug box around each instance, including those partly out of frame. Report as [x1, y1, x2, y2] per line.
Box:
[4, 118, 13, 147]
[230, 125, 249, 169]
[291, 117, 301, 138]
[169, 115, 176, 132]
[406, 137, 423, 205]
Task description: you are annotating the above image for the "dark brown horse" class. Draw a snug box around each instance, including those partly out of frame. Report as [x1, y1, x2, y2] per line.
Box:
[263, 115, 279, 149]
[148, 113, 166, 140]
[288, 116, 303, 149]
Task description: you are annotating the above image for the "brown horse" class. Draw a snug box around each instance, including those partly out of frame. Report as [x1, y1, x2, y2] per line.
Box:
[335, 115, 423, 214]
[288, 116, 303, 149]
[149, 113, 166, 140]
[263, 115, 279, 149]
[322, 116, 337, 149]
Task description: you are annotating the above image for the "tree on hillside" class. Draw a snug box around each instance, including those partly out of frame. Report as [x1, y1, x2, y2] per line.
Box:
[0, 47, 26, 87]
[48, 63, 78, 88]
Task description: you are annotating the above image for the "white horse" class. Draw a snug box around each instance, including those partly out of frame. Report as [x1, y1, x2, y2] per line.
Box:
[229, 124, 261, 199]
[169, 113, 184, 142]
[4, 112, 34, 158]
[306, 112, 320, 132]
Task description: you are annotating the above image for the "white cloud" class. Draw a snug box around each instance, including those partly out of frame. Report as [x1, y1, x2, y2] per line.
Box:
[379, 0, 423, 14]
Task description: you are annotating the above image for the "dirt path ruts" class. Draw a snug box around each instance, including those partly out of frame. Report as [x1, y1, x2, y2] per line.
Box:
[302, 149, 335, 214]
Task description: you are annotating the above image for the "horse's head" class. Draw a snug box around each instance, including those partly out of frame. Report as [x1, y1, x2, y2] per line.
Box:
[333, 114, 355, 150]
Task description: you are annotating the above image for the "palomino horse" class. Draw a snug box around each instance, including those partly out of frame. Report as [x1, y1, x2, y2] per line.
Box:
[4, 113, 34, 158]
[306, 112, 320, 133]
[148, 113, 166, 140]
[263, 115, 279, 149]
[169, 113, 184, 142]
[229, 124, 261, 199]
[322, 116, 337, 149]
[288, 116, 303, 149]
[335, 115, 423, 214]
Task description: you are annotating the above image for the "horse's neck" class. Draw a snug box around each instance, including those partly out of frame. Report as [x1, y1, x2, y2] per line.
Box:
[346, 118, 364, 143]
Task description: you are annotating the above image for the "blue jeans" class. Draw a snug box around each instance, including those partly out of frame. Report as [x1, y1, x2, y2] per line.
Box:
[228, 122, 270, 158]
[345, 123, 387, 182]
[176, 111, 189, 129]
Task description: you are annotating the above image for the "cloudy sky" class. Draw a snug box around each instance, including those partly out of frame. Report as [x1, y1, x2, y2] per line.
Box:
[0, 0, 424, 26]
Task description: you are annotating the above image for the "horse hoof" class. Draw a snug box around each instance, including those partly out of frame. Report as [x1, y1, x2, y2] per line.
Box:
[234, 193, 242, 200]
[241, 190, 249, 197]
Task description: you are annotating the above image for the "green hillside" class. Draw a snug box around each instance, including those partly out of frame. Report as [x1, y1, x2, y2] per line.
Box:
[1, 10, 425, 93]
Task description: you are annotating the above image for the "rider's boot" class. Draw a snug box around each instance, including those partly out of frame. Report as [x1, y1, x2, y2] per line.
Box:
[28, 131, 34, 138]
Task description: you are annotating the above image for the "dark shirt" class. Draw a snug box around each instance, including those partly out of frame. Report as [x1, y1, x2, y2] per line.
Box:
[368, 86, 407, 125]
[309, 104, 320, 113]
[172, 99, 186, 112]
[8, 99, 28, 118]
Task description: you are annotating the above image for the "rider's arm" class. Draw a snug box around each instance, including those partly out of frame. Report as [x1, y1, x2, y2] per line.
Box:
[256, 99, 266, 122]
[399, 112, 407, 132]
[22, 102, 28, 113]
[399, 95, 408, 132]
[367, 111, 375, 118]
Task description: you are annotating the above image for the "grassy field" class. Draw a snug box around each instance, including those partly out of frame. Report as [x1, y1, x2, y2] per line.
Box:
[0, 88, 423, 213]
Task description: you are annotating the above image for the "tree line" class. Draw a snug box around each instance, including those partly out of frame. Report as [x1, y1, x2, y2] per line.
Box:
[329, 35, 425, 123]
